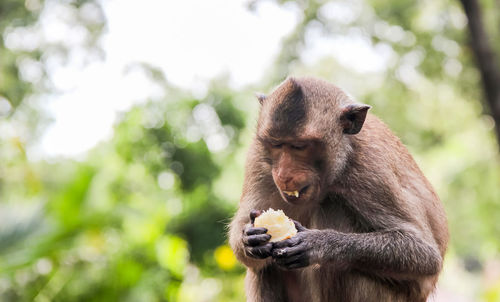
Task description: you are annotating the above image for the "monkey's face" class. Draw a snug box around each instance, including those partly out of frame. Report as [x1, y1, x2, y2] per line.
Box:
[262, 138, 325, 205]
[255, 77, 370, 204]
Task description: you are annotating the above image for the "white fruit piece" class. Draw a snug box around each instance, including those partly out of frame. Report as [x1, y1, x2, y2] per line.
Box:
[254, 208, 297, 242]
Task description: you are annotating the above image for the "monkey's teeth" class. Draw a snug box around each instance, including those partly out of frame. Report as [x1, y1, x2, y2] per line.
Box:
[283, 190, 300, 198]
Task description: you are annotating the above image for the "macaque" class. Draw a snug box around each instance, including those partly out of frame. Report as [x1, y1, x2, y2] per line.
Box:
[228, 77, 448, 302]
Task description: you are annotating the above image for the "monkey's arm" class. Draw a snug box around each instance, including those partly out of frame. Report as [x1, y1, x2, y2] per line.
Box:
[320, 154, 445, 279]
[272, 225, 442, 279]
[323, 227, 442, 277]
[229, 142, 276, 271]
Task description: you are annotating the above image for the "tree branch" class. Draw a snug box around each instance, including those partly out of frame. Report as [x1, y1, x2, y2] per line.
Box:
[459, 0, 500, 145]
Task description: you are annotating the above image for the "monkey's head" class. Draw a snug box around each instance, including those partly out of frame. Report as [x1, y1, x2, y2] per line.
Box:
[256, 77, 370, 205]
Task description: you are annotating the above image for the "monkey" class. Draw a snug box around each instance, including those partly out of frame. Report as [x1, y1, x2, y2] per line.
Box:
[228, 77, 448, 302]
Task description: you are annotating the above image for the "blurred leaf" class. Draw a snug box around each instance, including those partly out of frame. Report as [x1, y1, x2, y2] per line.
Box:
[0, 204, 43, 254]
[156, 235, 189, 279]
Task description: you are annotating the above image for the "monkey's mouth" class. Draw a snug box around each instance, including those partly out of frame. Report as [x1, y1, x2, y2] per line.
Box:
[283, 190, 300, 198]
[281, 185, 310, 202]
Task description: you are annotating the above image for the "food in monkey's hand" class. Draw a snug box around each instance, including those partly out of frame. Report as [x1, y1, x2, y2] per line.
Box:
[253, 208, 297, 242]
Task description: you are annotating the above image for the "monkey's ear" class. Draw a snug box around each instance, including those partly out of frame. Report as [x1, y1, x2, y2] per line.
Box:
[340, 104, 371, 135]
[256, 93, 266, 105]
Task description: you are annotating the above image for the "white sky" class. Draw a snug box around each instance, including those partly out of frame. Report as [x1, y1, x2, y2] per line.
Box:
[37, 0, 300, 158]
[29, 0, 390, 158]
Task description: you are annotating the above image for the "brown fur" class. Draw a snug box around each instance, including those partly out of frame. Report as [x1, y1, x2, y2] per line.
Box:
[229, 77, 448, 302]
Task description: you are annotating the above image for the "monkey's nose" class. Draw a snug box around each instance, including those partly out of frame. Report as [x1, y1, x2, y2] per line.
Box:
[277, 174, 293, 186]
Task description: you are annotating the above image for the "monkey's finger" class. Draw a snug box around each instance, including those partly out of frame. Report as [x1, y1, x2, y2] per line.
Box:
[292, 220, 307, 232]
[272, 248, 288, 258]
[275, 253, 303, 266]
[250, 210, 262, 223]
[246, 243, 272, 259]
[243, 234, 271, 246]
[272, 236, 302, 249]
[245, 227, 268, 236]
[272, 245, 304, 259]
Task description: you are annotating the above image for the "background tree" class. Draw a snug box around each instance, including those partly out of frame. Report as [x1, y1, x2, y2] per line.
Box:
[1, 0, 500, 301]
[459, 0, 500, 146]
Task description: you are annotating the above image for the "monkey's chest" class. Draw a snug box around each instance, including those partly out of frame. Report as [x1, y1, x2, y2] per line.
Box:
[308, 195, 364, 232]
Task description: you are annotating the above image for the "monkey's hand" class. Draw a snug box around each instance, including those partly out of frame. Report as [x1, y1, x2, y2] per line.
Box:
[242, 210, 273, 259]
[271, 221, 320, 269]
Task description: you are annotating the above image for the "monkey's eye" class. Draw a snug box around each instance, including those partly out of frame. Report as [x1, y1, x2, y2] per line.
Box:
[291, 143, 307, 150]
[270, 143, 283, 149]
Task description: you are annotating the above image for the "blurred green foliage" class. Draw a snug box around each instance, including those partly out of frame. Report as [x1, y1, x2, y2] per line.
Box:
[1, 0, 500, 301]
